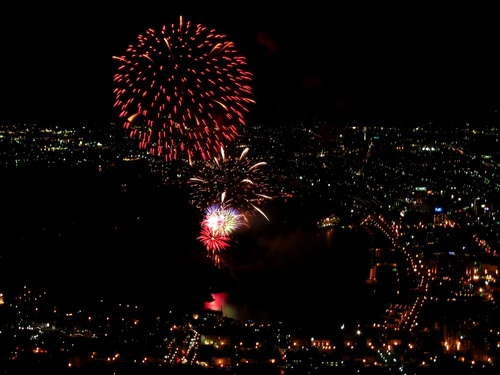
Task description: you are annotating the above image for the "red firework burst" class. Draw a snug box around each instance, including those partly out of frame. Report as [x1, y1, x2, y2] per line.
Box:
[112, 15, 255, 162]
[197, 225, 231, 266]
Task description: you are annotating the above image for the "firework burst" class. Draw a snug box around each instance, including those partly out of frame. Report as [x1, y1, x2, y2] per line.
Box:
[203, 203, 245, 236]
[189, 146, 272, 222]
[112, 16, 255, 162]
[197, 203, 244, 267]
[197, 225, 230, 267]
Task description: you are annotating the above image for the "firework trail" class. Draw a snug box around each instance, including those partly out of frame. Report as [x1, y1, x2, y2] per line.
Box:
[112, 16, 255, 163]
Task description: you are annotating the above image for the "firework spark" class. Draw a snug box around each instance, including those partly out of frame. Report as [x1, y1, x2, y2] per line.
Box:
[112, 15, 255, 162]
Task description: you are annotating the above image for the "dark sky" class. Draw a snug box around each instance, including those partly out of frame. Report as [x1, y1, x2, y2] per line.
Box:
[1, 3, 498, 126]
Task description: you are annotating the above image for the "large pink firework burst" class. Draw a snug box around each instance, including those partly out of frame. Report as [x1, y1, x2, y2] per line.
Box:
[112, 15, 255, 163]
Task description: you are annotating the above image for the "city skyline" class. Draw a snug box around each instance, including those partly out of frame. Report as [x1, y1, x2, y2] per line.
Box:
[0, 119, 498, 373]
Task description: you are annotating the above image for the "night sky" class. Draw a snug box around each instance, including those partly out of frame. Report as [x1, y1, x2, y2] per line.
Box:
[1, 3, 498, 126]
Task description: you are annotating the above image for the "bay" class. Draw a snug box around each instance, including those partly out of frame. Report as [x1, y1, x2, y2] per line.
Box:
[0, 164, 400, 336]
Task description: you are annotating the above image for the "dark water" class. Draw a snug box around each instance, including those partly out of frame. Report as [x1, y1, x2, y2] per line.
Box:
[204, 219, 393, 336]
[0, 164, 398, 335]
